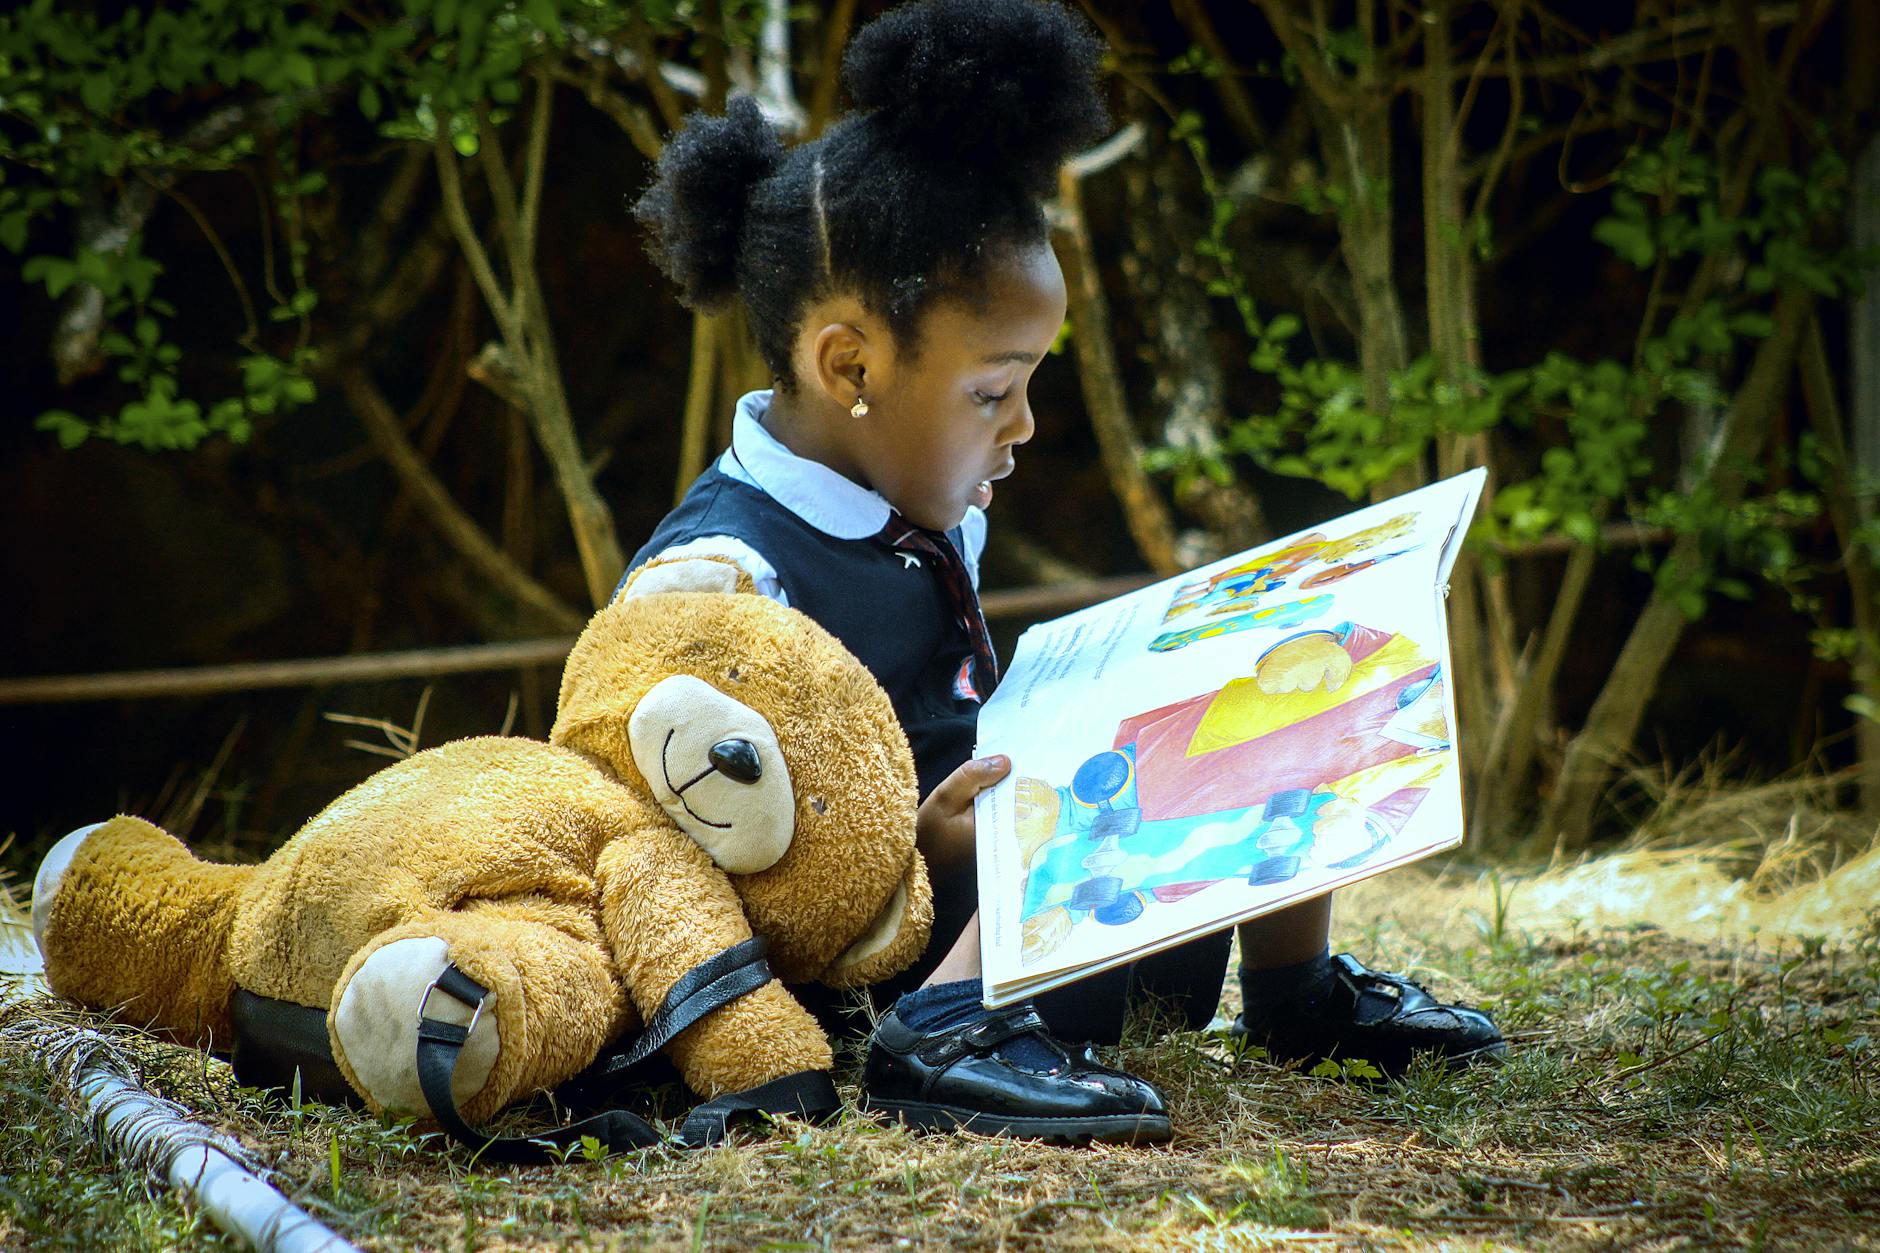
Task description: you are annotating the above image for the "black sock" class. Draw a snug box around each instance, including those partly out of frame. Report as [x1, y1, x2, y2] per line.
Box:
[890, 979, 1065, 1071]
[1238, 947, 1335, 1026]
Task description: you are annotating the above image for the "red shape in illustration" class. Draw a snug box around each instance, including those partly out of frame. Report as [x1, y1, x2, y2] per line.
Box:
[1122, 662, 1437, 822]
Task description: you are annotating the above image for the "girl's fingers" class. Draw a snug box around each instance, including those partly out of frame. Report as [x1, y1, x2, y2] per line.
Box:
[931, 754, 1012, 808]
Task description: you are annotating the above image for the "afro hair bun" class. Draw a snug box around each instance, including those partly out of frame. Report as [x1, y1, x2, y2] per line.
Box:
[633, 95, 785, 312]
[841, 0, 1109, 197]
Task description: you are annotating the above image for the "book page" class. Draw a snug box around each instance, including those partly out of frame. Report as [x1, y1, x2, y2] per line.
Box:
[974, 469, 1486, 1006]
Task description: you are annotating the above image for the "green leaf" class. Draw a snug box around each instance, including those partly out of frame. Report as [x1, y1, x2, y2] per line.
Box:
[1266, 313, 1302, 341]
[1727, 310, 1774, 338]
[282, 51, 318, 89]
[0, 211, 28, 253]
[1250, 343, 1285, 372]
[358, 82, 382, 119]
[22, 255, 78, 298]
[1592, 215, 1654, 268]
[34, 409, 90, 449]
[79, 73, 113, 114]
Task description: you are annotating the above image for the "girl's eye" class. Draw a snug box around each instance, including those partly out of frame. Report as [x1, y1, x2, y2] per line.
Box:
[975, 390, 1009, 407]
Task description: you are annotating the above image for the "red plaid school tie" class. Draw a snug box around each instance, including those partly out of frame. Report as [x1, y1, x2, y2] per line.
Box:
[877, 512, 1000, 700]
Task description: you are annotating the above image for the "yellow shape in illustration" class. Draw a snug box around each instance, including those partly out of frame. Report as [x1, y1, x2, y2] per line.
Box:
[1185, 632, 1431, 757]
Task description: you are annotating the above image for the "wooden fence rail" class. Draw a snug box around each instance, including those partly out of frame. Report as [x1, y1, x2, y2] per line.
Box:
[0, 575, 1155, 706]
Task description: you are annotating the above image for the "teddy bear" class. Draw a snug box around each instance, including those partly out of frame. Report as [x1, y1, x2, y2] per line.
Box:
[31, 556, 933, 1142]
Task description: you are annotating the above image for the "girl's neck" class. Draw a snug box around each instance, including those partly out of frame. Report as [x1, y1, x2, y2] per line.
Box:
[762, 388, 872, 488]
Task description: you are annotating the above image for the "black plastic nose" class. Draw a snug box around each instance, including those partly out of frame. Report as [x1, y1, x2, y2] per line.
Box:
[708, 738, 762, 784]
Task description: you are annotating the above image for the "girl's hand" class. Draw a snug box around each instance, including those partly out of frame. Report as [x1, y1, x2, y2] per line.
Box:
[916, 755, 1011, 876]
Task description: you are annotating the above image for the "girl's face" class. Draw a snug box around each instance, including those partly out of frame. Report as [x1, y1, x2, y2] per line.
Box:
[857, 243, 1067, 531]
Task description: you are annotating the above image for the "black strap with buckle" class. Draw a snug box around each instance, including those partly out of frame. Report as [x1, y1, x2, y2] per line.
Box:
[913, 1006, 1052, 1067]
[411, 937, 837, 1163]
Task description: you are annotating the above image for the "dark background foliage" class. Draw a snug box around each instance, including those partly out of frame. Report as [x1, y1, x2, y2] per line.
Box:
[1, 0, 1874, 864]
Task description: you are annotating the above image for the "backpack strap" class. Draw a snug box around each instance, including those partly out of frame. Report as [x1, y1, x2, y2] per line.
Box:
[414, 938, 828, 1162]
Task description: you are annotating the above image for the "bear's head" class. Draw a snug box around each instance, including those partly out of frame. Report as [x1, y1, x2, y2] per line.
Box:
[548, 557, 931, 989]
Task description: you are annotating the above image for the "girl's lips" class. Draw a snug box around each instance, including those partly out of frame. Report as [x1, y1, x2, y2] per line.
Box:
[972, 460, 1015, 511]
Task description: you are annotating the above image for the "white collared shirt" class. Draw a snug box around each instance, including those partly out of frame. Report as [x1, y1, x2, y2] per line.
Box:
[651, 390, 986, 606]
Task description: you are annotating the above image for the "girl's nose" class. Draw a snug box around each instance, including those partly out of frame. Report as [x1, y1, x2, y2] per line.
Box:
[1004, 396, 1036, 446]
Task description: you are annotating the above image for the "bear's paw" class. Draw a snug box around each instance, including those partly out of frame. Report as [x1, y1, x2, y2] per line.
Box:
[333, 936, 501, 1117]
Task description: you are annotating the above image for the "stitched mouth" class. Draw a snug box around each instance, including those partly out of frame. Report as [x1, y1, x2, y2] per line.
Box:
[661, 729, 733, 830]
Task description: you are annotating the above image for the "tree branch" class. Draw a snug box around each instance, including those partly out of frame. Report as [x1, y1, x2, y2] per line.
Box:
[1053, 162, 1184, 577]
[432, 129, 515, 331]
[545, 60, 664, 161]
[627, 7, 687, 131]
[756, 0, 804, 132]
[519, 68, 554, 269]
[806, 0, 858, 138]
[476, 107, 524, 276]
[1798, 312, 1880, 814]
[1170, 0, 1269, 148]
[1252, 0, 1353, 111]
[1541, 287, 1815, 849]
[677, 311, 719, 506]
[340, 365, 585, 632]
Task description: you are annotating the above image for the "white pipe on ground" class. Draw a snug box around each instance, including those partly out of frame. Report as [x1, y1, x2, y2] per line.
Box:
[2, 903, 361, 1253]
[74, 1064, 361, 1253]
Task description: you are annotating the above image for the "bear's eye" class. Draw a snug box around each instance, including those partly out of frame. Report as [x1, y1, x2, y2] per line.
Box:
[809, 796, 827, 815]
[726, 665, 742, 683]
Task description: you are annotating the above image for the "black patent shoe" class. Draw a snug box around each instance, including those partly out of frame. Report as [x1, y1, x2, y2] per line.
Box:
[1230, 953, 1506, 1078]
[860, 1004, 1172, 1144]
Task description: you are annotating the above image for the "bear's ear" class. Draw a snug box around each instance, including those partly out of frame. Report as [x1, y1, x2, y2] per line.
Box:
[616, 555, 756, 601]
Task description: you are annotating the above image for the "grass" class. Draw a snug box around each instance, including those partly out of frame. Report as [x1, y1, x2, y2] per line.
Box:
[2, 889, 1877, 1251]
[4, 761, 1878, 1251]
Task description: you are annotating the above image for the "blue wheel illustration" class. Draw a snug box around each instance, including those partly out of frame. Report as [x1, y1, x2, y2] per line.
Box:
[1069, 875, 1124, 911]
[1071, 750, 1134, 809]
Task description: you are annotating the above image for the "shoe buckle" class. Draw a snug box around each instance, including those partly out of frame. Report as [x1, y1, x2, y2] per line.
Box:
[962, 1019, 1006, 1047]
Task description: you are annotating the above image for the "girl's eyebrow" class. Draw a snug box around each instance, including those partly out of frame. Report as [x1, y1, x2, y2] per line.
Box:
[980, 349, 1039, 366]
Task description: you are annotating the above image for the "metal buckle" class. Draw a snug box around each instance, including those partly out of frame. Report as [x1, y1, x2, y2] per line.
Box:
[416, 969, 485, 1037]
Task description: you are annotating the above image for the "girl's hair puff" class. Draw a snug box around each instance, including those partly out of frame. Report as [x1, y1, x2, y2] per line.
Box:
[634, 0, 1109, 387]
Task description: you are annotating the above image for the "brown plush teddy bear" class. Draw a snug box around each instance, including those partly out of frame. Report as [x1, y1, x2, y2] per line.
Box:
[32, 557, 932, 1141]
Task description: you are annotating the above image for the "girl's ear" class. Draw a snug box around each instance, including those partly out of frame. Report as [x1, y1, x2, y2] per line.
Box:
[809, 313, 878, 409]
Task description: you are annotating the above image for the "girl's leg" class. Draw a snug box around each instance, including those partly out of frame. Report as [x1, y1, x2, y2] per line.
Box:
[862, 906, 1172, 1144]
[1230, 890, 1507, 1076]
[921, 911, 982, 984]
[1032, 929, 1232, 1045]
[1236, 895, 1333, 969]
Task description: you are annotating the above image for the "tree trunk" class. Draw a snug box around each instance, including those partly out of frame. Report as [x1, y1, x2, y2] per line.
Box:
[1318, 91, 1412, 502]
[1540, 288, 1814, 849]
[1798, 315, 1880, 817]
[1417, 2, 1501, 787]
[1119, 105, 1266, 555]
[1054, 164, 1184, 577]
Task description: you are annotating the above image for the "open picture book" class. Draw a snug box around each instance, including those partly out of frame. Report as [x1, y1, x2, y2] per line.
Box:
[973, 469, 1486, 1007]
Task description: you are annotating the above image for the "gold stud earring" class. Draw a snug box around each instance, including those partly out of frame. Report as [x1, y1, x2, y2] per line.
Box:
[850, 397, 870, 419]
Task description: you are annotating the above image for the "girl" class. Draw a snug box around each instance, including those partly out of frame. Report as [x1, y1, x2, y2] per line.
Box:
[628, 0, 1501, 1143]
